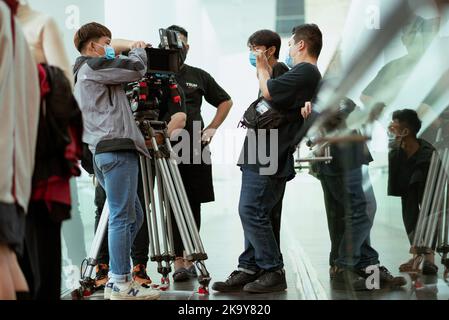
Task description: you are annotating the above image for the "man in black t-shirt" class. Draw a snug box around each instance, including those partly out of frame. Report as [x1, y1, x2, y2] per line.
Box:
[166, 26, 233, 281]
[213, 25, 322, 294]
[388, 109, 438, 275]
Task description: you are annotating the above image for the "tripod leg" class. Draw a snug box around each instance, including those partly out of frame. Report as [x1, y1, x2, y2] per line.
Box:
[147, 158, 171, 286]
[148, 159, 170, 257]
[140, 157, 157, 261]
[156, 157, 195, 256]
[163, 139, 212, 292]
[424, 150, 449, 249]
[413, 152, 439, 248]
[442, 154, 449, 281]
[147, 125, 211, 293]
[163, 184, 175, 258]
[165, 144, 206, 255]
[72, 201, 110, 299]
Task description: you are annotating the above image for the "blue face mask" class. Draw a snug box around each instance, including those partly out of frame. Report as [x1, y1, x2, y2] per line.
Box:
[104, 45, 116, 60]
[94, 42, 115, 60]
[285, 53, 294, 69]
[286, 43, 299, 68]
[249, 52, 257, 67]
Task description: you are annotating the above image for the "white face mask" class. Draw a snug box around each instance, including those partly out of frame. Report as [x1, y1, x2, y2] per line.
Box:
[388, 128, 409, 148]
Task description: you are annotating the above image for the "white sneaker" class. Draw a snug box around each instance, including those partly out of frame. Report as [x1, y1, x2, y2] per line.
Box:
[104, 282, 114, 300]
[110, 281, 160, 300]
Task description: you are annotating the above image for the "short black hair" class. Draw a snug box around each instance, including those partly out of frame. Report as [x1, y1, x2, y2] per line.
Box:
[292, 24, 323, 58]
[247, 29, 282, 59]
[167, 25, 188, 40]
[392, 109, 422, 135]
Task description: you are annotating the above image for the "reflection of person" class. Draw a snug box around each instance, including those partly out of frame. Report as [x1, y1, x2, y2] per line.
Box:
[213, 25, 322, 294]
[73, 22, 161, 300]
[166, 25, 233, 282]
[361, 15, 439, 107]
[418, 67, 449, 144]
[388, 109, 438, 275]
[311, 99, 375, 280]
[307, 98, 406, 291]
[0, 0, 40, 301]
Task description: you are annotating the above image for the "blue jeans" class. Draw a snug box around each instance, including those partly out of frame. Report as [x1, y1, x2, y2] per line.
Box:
[93, 152, 144, 283]
[238, 168, 286, 273]
[336, 167, 379, 270]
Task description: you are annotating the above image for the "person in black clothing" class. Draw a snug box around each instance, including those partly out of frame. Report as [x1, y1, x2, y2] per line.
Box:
[213, 25, 322, 294]
[388, 109, 438, 275]
[245, 29, 289, 250]
[307, 98, 406, 290]
[166, 25, 233, 281]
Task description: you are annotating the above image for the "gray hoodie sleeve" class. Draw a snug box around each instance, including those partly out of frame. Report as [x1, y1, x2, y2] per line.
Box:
[83, 48, 147, 85]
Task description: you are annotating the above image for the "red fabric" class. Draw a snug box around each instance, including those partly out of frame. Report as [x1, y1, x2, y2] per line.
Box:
[31, 176, 71, 211]
[38, 64, 50, 98]
[65, 125, 82, 177]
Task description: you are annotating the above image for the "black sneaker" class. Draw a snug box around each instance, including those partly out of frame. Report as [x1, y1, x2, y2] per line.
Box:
[332, 269, 368, 291]
[422, 261, 439, 276]
[173, 268, 190, 282]
[243, 270, 287, 294]
[358, 266, 407, 289]
[187, 265, 198, 278]
[212, 270, 261, 292]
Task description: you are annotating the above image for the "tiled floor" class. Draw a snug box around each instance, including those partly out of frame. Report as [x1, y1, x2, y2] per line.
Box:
[63, 165, 449, 300]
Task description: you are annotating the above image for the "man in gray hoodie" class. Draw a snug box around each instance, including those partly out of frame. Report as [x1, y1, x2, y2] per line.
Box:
[73, 22, 186, 300]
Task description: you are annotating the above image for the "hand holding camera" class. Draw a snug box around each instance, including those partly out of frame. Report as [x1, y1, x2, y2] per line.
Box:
[131, 41, 150, 50]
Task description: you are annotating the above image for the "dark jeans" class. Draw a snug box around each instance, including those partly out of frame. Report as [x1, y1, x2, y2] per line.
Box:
[401, 190, 421, 245]
[94, 163, 149, 267]
[319, 174, 346, 267]
[335, 167, 379, 270]
[19, 201, 62, 300]
[238, 168, 286, 273]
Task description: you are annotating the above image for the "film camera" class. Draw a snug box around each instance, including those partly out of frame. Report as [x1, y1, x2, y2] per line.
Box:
[126, 28, 185, 138]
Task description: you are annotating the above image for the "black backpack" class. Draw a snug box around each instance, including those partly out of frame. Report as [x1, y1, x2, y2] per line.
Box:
[34, 64, 83, 182]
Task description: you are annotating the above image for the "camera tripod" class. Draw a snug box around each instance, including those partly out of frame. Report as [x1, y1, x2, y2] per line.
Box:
[409, 143, 449, 283]
[72, 115, 211, 299]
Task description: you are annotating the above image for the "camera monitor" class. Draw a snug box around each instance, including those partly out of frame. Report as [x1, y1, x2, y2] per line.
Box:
[145, 47, 180, 74]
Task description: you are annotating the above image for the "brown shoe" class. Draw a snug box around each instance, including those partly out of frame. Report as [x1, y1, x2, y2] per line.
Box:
[95, 264, 109, 288]
[399, 258, 418, 272]
[132, 264, 152, 286]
